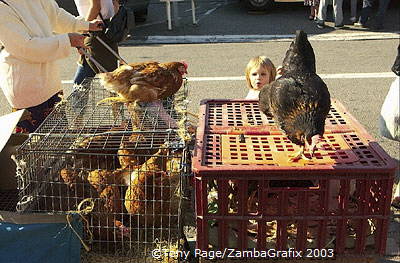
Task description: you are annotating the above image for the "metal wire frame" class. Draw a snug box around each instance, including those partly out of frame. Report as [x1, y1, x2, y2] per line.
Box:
[15, 77, 191, 258]
[19, 78, 190, 152]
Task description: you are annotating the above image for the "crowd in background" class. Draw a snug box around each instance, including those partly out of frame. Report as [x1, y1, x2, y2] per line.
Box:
[304, 0, 390, 30]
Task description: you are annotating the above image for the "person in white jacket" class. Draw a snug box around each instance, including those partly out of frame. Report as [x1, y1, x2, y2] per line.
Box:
[0, 0, 103, 133]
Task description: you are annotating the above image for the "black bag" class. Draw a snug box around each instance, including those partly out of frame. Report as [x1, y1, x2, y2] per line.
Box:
[100, 5, 134, 43]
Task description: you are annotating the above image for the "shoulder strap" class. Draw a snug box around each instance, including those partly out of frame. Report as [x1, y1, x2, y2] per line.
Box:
[0, 0, 9, 6]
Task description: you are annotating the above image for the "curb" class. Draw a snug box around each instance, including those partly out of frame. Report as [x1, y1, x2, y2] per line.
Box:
[123, 32, 400, 45]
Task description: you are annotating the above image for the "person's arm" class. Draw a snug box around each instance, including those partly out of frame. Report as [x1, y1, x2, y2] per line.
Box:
[43, 0, 103, 33]
[0, 12, 85, 64]
[86, 0, 101, 21]
[42, 0, 90, 33]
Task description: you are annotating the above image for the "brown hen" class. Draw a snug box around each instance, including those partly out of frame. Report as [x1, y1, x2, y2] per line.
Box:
[97, 61, 188, 104]
[124, 144, 181, 226]
[117, 133, 158, 169]
[87, 168, 127, 193]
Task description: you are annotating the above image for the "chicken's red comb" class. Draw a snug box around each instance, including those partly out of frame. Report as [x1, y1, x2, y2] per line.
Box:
[181, 61, 188, 69]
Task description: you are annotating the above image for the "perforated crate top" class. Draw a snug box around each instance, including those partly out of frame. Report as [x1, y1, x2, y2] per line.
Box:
[201, 99, 355, 135]
[193, 99, 397, 173]
[221, 134, 359, 166]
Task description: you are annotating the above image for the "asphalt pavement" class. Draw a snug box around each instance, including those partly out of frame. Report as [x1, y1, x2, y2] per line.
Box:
[125, 0, 400, 43]
[56, 0, 400, 44]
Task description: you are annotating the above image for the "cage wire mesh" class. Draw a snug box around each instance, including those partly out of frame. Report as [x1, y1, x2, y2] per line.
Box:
[15, 77, 192, 261]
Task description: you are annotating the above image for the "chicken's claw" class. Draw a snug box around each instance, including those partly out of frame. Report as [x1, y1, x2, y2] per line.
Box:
[288, 146, 311, 162]
[97, 96, 130, 105]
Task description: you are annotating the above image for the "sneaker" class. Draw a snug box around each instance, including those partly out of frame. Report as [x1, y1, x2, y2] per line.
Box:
[349, 16, 357, 23]
[334, 24, 344, 29]
[316, 22, 325, 29]
[354, 22, 368, 28]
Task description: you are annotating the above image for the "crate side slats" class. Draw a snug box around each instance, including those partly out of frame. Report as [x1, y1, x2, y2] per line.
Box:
[194, 99, 395, 255]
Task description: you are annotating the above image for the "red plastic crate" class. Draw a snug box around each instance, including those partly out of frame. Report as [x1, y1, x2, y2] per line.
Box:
[192, 99, 397, 256]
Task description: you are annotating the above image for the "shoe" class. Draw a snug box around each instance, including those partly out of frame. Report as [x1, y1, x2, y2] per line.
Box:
[350, 16, 357, 23]
[334, 24, 344, 29]
[308, 15, 314, 20]
[354, 22, 368, 28]
[316, 22, 325, 29]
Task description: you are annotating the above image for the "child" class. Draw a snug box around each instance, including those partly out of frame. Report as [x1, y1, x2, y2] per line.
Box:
[245, 56, 277, 100]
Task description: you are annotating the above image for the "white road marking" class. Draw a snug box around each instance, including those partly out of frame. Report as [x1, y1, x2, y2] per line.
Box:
[136, 1, 228, 28]
[127, 32, 400, 44]
[61, 72, 396, 84]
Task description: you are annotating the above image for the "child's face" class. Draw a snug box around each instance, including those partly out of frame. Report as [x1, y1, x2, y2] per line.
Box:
[249, 66, 270, 90]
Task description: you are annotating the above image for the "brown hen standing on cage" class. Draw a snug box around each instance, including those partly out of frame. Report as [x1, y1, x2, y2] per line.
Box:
[259, 30, 331, 162]
[97, 61, 188, 130]
[97, 61, 188, 104]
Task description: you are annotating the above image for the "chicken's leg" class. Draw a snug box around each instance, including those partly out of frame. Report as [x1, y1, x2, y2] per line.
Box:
[288, 145, 311, 162]
[97, 96, 130, 105]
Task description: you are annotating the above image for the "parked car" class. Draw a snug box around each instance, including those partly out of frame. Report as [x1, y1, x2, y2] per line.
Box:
[242, 0, 302, 11]
[125, 0, 150, 22]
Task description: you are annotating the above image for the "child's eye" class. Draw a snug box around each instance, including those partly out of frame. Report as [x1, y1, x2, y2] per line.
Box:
[261, 73, 267, 76]
[251, 73, 257, 76]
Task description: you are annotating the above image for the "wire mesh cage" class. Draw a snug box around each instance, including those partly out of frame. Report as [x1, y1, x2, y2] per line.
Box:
[15, 78, 192, 261]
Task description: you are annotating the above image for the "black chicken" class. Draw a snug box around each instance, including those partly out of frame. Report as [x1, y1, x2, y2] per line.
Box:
[259, 30, 331, 162]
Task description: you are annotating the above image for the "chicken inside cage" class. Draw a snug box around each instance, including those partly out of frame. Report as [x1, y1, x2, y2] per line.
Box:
[15, 78, 193, 255]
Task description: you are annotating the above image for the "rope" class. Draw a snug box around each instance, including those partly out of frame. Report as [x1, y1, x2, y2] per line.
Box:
[66, 198, 95, 252]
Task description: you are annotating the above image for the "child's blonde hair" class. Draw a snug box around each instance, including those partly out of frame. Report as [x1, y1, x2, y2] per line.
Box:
[245, 56, 277, 89]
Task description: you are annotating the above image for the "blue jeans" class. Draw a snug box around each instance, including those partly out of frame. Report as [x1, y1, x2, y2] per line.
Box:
[71, 58, 95, 112]
[359, 0, 390, 26]
[73, 58, 96, 85]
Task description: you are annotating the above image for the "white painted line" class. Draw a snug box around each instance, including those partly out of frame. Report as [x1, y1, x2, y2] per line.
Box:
[127, 32, 400, 44]
[61, 72, 396, 84]
[319, 72, 396, 79]
[187, 72, 396, 81]
[188, 76, 244, 81]
[203, 4, 221, 16]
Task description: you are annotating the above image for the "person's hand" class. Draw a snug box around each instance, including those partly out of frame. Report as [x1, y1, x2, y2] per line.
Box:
[77, 47, 86, 55]
[68, 33, 87, 48]
[89, 20, 104, 31]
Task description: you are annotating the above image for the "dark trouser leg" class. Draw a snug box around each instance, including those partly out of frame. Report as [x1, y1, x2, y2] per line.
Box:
[359, 0, 374, 24]
[375, 0, 390, 27]
[14, 92, 63, 133]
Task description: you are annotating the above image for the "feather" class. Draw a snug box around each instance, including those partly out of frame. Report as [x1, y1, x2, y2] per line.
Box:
[259, 30, 330, 160]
